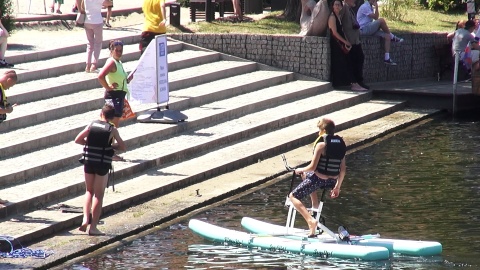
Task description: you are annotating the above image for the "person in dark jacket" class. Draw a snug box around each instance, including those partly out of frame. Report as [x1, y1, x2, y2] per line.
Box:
[289, 118, 347, 237]
[74, 104, 126, 235]
[328, 0, 367, 90]
[341, 0, 370, 90]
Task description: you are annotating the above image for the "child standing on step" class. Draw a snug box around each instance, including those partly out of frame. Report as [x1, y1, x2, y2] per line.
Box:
[75, 104, 126, 236]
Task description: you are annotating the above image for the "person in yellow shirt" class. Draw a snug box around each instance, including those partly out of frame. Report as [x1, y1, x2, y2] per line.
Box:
[140, 0, 167, 54]
[0, 70, 17, 122]
[0, 70, 18, 206]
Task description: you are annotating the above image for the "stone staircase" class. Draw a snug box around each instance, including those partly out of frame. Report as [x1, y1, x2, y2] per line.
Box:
[0, 34, 438, 248]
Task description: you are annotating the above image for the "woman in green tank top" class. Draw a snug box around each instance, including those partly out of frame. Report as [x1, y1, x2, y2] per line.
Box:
[98, 40, 132, 161]
[98, 40, 132, 128]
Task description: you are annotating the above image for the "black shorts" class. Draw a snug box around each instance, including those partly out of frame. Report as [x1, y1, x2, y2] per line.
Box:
[84, 164, 110, 176]
[140, 31, 166, 53]
[104, 90, 126, 117]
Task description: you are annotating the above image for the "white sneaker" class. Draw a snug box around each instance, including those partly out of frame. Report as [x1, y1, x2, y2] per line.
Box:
[392, 36, 404, 43]
[384, 59, 397, 65]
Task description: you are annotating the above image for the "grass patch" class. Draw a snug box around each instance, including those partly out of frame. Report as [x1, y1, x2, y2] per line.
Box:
[169, 11, 300, 34]
[169, 7, 466, 35]
[386, 7, 466, 34]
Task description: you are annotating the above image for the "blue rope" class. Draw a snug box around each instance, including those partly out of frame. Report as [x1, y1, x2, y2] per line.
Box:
[0, 248, 52, 259]
[0, 236, 52, 259]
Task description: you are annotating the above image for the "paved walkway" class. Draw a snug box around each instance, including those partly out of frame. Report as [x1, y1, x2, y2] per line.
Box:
[8, 0, 247, 55]
[14, 0, 142, 18]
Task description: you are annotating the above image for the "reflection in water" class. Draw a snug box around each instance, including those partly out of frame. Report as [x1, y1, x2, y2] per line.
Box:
[69, 117, 480, 269]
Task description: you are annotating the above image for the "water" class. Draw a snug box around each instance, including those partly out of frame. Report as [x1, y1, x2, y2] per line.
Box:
[66, 115, 480, 269]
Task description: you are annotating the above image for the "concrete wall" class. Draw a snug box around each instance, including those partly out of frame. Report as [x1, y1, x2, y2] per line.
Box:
[169, 32, 450, 83]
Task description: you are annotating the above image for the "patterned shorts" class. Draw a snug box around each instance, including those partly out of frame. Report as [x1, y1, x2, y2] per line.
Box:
[291, 172, 336, 200]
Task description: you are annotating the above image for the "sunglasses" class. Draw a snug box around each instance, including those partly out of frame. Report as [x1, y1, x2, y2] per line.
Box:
[113, 41, 123, 46]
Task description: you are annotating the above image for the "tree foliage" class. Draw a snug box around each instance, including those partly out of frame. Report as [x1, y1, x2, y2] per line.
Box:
[0, 0, 15, 33]
[283, 0, 302, 22]
[420, 0, 467, 12]
[381, 0, 415, 21]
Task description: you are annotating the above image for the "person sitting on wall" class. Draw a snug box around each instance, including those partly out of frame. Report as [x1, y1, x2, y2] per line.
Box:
[356, 0, 403, 65]
[452, 20, 480, 73]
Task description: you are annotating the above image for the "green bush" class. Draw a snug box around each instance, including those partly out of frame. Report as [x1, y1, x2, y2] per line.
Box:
[381, 0, 415, 21]
[421, 0, 464, 12]
[0, 0, 15, 33]
[179, 0, 190, 8]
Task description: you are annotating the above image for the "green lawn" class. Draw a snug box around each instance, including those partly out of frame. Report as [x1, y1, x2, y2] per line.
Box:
[387, 7, 466, 34]
[168, 6, 468, 35]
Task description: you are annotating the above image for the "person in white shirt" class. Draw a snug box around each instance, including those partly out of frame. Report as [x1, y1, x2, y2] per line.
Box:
[357, 0, 403, 65]
[452, 20, 480, 72]
[83, 0, 104, 73]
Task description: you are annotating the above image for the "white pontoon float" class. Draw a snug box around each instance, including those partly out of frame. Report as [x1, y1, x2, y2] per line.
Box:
[189, 154, 442, 260]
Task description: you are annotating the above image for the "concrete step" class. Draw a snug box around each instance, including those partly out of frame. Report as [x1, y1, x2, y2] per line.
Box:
[0, 102, 431, 245]
[2, 54, 251, 133]
[168, 60, 259, 90]
[0, 79, 334, 195]
[1, 69, 295, 157]
[12, 42, 183, 83]
[9, 49, 221, 105]
[8, 32, 141, 64]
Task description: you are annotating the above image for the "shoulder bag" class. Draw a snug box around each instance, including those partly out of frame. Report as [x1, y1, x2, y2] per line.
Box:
[76, 0, 86, 26]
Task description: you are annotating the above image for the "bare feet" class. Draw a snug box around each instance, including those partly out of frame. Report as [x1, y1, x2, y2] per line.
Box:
[78, 214, 90, 232]
[88, 228, 105, 236]
[78, 223, 88, 232]
[308, 219, 318, 236]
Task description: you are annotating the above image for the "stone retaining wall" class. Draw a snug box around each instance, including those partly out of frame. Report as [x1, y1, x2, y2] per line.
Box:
[170, 32, 450, 83]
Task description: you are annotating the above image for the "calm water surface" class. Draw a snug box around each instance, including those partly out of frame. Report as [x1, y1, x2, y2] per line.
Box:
[67, 116, 480, 269]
